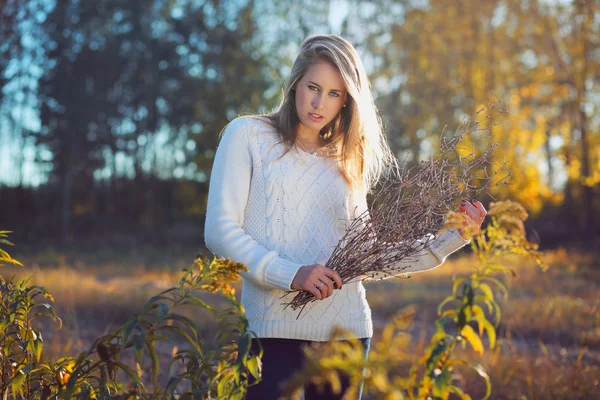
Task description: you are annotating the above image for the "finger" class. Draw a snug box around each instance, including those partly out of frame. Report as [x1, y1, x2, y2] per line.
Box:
[460, 199, 476, 210]
[321, 275, 334, 297]
[308, 284, 322, 300]
[317, 280, 329, 299]
[323, 268, 343, 290]
[313, 278, 326, 298]
[458, 202, 470, 214]
[472, 200, 487, 215]
[315, 277, 332, 298]
[460, 203, 479, 219]
[459, 205, 479, 224]
[466, 202, 485, 223]
[458, 205, 472, 218]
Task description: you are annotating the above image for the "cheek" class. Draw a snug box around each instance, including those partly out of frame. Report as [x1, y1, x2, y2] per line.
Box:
[330, 99, 345, 115]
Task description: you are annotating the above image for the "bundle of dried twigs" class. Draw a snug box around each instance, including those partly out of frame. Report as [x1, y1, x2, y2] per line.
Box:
[284, 102, 510, 313]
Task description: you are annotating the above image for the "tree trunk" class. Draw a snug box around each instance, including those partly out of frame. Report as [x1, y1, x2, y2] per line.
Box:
[61, 168, 73, 241]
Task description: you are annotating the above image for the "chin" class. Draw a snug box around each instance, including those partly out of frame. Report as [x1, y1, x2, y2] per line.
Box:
[300, 119, 324, 133]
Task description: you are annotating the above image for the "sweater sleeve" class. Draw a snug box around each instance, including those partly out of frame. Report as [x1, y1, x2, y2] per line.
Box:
[363, 228, 469, 282]
[203, 117, 304, 291]
[350, 187, 469, 282]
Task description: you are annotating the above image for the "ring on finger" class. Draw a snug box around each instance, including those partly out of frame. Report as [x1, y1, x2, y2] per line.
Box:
[318, 282, 324, 287]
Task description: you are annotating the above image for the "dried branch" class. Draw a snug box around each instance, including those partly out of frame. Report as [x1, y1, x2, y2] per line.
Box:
[284, 102, 511, 314]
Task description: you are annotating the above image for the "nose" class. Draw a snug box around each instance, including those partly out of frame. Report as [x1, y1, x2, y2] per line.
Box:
[311, 93, 324, 111]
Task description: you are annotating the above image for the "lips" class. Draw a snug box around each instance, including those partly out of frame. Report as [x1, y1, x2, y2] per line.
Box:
[308, 113, 324, 122]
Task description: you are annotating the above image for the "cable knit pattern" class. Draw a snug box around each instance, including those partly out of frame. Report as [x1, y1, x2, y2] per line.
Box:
[204, 116, 469, 341]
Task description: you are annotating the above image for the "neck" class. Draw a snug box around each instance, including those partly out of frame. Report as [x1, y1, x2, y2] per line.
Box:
[295, 125, 322, 149]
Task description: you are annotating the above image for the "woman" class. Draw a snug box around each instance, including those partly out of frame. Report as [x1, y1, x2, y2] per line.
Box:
[204, 34, 486, 400]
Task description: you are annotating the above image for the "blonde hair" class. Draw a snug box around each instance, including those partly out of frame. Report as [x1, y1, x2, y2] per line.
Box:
[264, 34, 397, 192]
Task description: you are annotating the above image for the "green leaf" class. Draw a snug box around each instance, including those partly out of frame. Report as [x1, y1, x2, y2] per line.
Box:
[457, 309, 467, 329]
[165, 376, 182, 394]
[247, 355, 262, 381]
[217, 371, 233, 395]
[430, 331, 448, 345]
[146, 339, 160, 390]
[432, 369, 452, 397]
[162, 326, 203, 357]
[449, 385, 472, 400]
[121, 319, 138, 350]
[237, 334, 251, 364]
[229, 388, 245, 400]
[437, 295, 460, 315]
[33, 339, 43, 362]
[144, 334, 170, 342]
[0, 317, 9, 333]
[452, 277, 468, 295]
[132, 334, 145, 366]
[156, 303, 169, 322]
[164, 314, 198, 340]
[155, 286, 178, 297]
[463, 284, 474, 306]
[144, 295, 170, 309]
[10, 370, 26, 397]
[114, 361, 144, 389]
[182, 296, 212, 310]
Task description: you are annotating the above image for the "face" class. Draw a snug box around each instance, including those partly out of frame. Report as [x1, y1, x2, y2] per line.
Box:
[294, 60, 347, 138]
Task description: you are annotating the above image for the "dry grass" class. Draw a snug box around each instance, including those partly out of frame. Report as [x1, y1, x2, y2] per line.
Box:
[5, 244, 234, 360]
[4, 246, 599, 398]
[365, 248, 600, 399]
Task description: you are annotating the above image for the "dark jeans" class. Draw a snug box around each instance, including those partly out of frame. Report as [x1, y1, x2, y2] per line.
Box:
[245, 337, 371, 400]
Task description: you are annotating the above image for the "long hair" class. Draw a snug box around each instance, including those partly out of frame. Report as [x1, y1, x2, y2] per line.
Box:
[264, 34, 397, 193]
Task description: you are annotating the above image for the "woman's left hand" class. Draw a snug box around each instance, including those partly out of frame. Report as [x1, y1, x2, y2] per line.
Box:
[457, 198, 487, 238]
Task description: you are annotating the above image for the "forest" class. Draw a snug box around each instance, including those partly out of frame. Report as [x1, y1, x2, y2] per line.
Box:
[1, 0, 598, 248]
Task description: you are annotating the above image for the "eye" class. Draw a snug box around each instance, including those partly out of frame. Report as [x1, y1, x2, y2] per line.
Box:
[329, 92, 340, 98]
[308, 85, 319, 91]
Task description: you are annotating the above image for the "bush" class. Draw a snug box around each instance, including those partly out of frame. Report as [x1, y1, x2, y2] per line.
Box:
[0, 230, 261, 399]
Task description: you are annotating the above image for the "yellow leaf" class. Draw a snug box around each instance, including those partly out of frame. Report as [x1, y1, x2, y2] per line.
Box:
[461, 325, 484, 355]
[478, 283, 494, 302]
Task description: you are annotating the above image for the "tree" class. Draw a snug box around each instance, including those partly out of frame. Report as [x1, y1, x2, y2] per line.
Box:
[351, 0, 599, 242]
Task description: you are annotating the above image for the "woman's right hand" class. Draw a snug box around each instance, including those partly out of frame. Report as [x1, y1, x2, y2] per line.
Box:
[291, 264, 343, 300]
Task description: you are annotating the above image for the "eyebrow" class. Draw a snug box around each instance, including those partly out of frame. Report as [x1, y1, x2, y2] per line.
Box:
[308, 81, 344, 93]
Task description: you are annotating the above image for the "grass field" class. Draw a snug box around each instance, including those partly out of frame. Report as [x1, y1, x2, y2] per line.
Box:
[5, 245, 600, 399]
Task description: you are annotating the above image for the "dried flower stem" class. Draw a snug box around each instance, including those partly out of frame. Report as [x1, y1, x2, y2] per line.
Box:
[285, 102, 510, 314]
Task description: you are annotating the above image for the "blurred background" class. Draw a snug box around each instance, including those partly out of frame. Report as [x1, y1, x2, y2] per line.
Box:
[0, 0, 598, 249]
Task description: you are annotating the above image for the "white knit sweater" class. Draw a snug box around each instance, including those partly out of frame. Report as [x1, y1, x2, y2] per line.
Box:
[204, 116, 468, 341]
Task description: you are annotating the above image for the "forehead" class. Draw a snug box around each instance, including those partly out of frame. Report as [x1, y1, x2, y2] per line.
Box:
[302, 61, 346, 90]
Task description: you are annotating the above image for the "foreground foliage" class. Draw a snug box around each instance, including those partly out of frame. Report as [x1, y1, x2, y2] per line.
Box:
[0, 232, 261, 399]
[282, 200, 545, 399]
